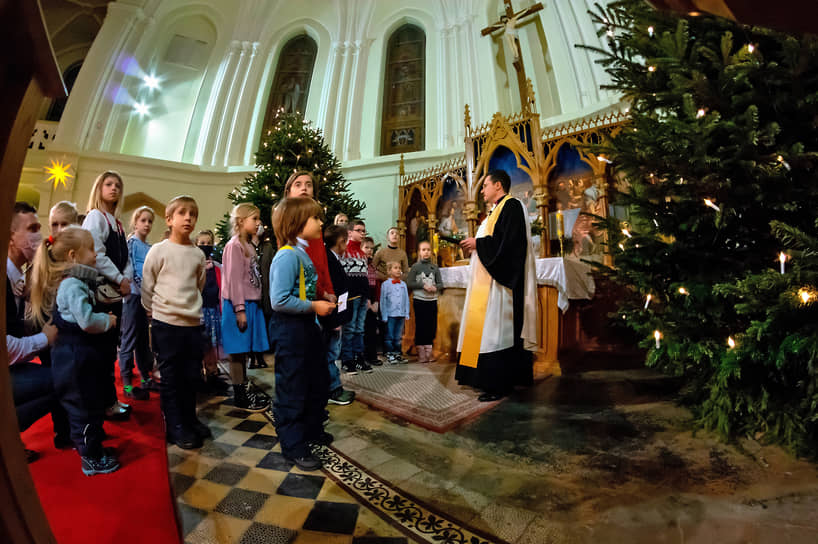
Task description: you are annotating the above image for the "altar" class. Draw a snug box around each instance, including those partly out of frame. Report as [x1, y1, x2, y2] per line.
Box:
[403, 257, 595, 377]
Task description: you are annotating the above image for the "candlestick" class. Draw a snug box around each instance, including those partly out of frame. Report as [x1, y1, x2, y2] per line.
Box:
[779, 252, 786, 274]
[654, 330, 661, 349]
[556, 210, 564, 237]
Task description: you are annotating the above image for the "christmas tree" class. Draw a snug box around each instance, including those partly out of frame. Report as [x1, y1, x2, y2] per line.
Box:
[215, 111, 365, 248]
[583, 1, 818, 453]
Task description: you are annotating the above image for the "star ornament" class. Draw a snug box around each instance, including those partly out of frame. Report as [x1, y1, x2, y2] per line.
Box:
[45, 159, 74, 190]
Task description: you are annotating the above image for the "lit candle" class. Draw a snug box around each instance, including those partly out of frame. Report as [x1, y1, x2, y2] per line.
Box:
[779, 252, 786, 274]
[644, 294, 652, 309]
[703, 198, 720, 212]
[654, 330, 661, 349]
[799, 288, 812, 304]
[727, 336, 736, 349]
[556, 211, 564, 237]
[621, 228, 632, 238]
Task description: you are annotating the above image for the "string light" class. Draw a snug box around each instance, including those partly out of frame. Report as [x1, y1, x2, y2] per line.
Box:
[798, 288, 813, 304]
[621, 228, 633, 238]
[777, 155, 791, 171]
[678, 287, 689, 295]
[779, 252, 787, 274]
[703, 199, 720, 212]
[647, 65, 656, 72]
[618, 243, 625, 251]
[654, 330, 661, 349]
[648, 26, 654, 37]
[696, 108, 706, 118]
[727, 336, 736, 349]
[747, 44, 755, 53]
[644, 294, 652, 309]
[596, 154, 612, 164]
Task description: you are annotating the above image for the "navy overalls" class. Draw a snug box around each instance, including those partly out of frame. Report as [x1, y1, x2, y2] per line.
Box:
[51, 311, 108, 457]
[97, 214, 128, 407]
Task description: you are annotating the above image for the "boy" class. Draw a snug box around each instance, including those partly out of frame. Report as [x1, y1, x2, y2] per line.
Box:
[339, 220, 372, 374]
[362, 236, 382, 366]
[141, 196, 208, 449]
[380, 261, 410, 364]
[323, 225, 355, 404]
[373, 227, 409, 281]
[195, 229, 228, 394]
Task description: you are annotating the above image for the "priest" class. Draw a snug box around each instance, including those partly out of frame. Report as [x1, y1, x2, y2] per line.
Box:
[456, 170, 538, 401]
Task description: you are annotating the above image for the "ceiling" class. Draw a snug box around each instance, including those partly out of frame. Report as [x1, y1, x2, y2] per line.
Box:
[41, 0, 107, 70]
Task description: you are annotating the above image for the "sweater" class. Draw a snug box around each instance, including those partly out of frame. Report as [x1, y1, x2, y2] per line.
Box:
[83, 209, 133, 285]
[141, 240, 206, 327]
[127, 236, 151, 295]
[56, 264, 115, 334]
[372, 246, 409, 281]
[406, 259, 444, 301]
[221, 236, 262, 311]
[269, 239, 317, 314]
[341, 240, 369, 298]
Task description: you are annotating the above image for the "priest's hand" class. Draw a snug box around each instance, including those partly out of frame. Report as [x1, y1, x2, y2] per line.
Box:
[460, 237, 476, 251]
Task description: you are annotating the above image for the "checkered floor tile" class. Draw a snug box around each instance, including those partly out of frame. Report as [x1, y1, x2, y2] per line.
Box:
[169, 395, 410, 544]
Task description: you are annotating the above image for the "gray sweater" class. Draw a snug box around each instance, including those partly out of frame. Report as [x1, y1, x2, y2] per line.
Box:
[406, 260, 444, 301]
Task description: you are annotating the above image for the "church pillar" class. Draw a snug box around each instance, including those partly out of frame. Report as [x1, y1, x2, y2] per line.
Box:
[212, 41, 255, 166]
[54, 2, 146, 151]
[437, 26, 454, 149]
[218, 41, 259, 167]
[195, 40, 242, 165]
[319, 42, 345, 156]
[331, 43, 354, 159]
[342, 39, 373, 162]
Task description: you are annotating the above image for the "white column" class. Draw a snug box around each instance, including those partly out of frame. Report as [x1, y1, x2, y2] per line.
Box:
[213, 41, 252, 165]
[195, 40, 241, 165]
[318, 43, 344, 152]
[437, 26, 452, 149]
[343, 39, 373, 161]
[226, 42, 260, 166]
[54, 2, 144, 151]
[331, 43, 353, 157]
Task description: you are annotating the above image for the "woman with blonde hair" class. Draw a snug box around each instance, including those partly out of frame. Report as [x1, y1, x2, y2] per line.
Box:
[48, 201, 79, 234]
[221, 203, 270, 411]
[82, 170, 132, 420]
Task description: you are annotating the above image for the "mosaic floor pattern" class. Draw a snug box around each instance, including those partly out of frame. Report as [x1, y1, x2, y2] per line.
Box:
[170, 395, 504, 544]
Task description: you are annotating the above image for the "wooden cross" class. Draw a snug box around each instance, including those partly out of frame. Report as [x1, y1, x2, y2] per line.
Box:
[482, 0, 544, 109]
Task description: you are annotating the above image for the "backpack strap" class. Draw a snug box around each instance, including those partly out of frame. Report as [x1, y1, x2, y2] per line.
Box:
[279, 245, 306, 301]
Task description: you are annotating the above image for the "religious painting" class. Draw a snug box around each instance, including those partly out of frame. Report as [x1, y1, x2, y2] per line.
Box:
[436, 177, 468, 266]
[484, 145, 541, 252]
[381, 24, 425, 156]
[546, 143, 604, 260]
[261, 35, 317, 135]
[404, 189, 429, 263]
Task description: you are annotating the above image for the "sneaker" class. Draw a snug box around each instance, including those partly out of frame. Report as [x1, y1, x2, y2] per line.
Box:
[328, 388, 355, 405]
[285, 453, 322, 471]
[233, 383, 269, 412]
[396, 353, 409, 364]
[124, 385, 149, 400]
[341, 360, 358, 375]
[81, 453, 120, 476]
[385, 353, 398, 365]
[104, 402, 131, 421]
[355, 357, 374, 373]
[367, 358, 383, 367]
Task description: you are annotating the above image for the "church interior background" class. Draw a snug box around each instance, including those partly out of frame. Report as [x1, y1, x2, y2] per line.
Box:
[9, 0, 818, 543]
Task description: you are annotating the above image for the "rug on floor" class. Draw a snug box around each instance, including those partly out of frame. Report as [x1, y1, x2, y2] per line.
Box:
[340, 362, 501, 433]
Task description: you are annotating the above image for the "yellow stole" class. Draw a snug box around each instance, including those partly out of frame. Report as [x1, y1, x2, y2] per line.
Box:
[459, 194, 512, 368]
[279, 245, 306, 300]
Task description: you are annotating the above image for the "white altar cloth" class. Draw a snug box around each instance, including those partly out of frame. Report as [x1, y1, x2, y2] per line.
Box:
[439, 257, 595, 312]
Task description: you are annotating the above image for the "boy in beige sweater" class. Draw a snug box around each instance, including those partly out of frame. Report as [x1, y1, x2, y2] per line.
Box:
[141, 195, 207, 450]
[372, 227, 409, 281]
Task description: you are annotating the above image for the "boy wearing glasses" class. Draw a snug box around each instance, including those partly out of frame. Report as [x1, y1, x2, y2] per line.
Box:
[339, 221, 373, 374]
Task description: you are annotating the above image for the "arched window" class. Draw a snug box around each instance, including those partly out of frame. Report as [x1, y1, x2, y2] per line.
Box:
[261, 34, 317, 132]
[46, 62, 82, 122]
[381, 24, 425, 156]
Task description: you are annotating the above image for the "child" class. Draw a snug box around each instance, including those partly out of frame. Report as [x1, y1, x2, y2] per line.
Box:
[362, 236, 382, 366]
[379, 261, 410, 364]
[221, 203, 270, 411]
[269, 197, 335, 471]
[340, 220, 373, 374]
[29, 227, 120, 475]
[82, 170, 132, 420]
[119, 206, 156, 400]
[49, 201, 79, 234]
[196, 230, 227, 393]
[373, 227, 409, 281]
[334, 213, 349, 226]
[407, 240, 443, 363]
[323, 225, 355, 405]
[141, 196, 208, 449]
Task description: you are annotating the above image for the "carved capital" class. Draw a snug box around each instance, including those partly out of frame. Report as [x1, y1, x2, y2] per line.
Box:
[464, 201, 479, 221]
[533, 187, 549, 206]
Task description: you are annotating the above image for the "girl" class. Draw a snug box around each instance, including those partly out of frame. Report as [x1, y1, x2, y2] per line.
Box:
[221, 203, 270, 411]
[49, 201, 79, 234]
[406, 240, 444, 363]
[83, 171, 132, 420]
[269, 197, 335, 471]
[119, 206, 156, 400]
[29, 227, 120, 475]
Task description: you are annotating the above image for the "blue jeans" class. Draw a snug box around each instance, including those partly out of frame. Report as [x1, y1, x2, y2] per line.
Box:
[340, 297, 367, 362]
[384, 317, 405, 353]
[118, 294, 153, 384]
[324, 327, 342, 393]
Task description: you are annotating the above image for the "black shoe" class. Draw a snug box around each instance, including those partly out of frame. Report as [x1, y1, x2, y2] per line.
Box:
[104, 402, 131, 421]
[167, 426, 203, 450]
[141, 379, 161, 392]
[309, 431, 334, 446]
[54, 434, 73, 450]
[254, 354, 268, 368]
[25, 449, 40, 463]
[367, 356, 383, 366]
[478, 392, 504, 402]
[124, 385, 150, 400]
[355, 359, 374, 373]
[190, 418, 212, 439]
[233, 383, 269, 412]
[341, 360, 358, 375]
[205, 374, 230, 393]
[81, 453, 120, 476]
[328, 388, 355, 405]
[286, 453, 322, 471]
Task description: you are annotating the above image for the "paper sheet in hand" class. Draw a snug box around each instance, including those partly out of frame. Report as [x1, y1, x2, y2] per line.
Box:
[337, 292, 349, 313]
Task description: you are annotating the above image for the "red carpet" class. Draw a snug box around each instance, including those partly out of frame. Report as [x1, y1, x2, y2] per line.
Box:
[22, 383, 180, 544]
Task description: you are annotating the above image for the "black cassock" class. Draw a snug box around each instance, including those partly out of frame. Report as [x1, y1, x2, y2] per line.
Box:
[455, 197, 533, 395]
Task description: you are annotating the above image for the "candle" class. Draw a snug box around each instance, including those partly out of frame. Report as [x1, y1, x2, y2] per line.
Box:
[703, 198, 720, 212]
[644, 294, 652, 309]
[727, 336, 736, 349]
[654, 330, 661, 349]
[556, 211, 564, 237]
[779, 252, 786, 274]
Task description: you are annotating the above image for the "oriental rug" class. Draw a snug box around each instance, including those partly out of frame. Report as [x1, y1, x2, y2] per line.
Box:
[340, 361, 502, 433]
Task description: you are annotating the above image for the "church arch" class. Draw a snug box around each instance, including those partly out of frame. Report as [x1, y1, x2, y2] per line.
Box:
[380, 22, 426, 156]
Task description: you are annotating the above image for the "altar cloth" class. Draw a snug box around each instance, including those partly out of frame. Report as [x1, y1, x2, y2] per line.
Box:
[439, 257, 595, 311]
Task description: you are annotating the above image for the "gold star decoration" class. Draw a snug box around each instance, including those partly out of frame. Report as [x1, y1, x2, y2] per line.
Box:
[45, 159, 74, 190]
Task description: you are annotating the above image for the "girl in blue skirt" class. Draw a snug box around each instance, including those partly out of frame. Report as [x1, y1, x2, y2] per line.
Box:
[221, 203, 270, 411]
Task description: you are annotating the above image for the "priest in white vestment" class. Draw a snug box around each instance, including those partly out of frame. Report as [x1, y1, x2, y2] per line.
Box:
[456, 170, 538, 401]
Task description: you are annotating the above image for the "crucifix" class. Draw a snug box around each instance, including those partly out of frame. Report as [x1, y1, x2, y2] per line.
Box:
[482, 0, 544, 108]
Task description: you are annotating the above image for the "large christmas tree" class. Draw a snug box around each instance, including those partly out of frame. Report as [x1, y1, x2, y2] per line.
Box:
[216, 111, 365, 246]
[584, 1, 818, 453]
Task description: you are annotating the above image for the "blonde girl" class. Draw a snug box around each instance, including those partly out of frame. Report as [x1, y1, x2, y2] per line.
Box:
[118, 205, 156, 399]
[49, 201, 79, 234]
[221, 203, 270, 411]
[82, 170, 133, 419]
[30, 226, 120, 475]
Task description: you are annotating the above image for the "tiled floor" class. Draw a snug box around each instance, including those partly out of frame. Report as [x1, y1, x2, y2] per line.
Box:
[169, 396, 410, 544]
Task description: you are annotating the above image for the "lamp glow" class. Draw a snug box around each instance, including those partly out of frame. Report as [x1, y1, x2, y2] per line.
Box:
[747, 44, 755, 53]
[143, 74, 160, 90]
[799, 288, 812, 304]
[44, 159, 74, 190]
[134, 102, 149, 115]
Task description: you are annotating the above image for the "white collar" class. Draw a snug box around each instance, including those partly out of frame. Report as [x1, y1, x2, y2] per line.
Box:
[296, 237, 309, 250]
[6, 257, 22, 284]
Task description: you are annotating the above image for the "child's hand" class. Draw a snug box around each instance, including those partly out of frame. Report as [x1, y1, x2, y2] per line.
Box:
[423, 285, 436, 292]
[108, 313, 118, 328]
[42, 322, 58, 346]
[236, 311, 247, 332]
[119, 278, 131, 294]
[312, 300, 335, 316]
[324, 292, 337, 303]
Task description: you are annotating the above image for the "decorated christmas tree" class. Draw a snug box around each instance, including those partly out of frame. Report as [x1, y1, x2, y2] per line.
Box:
[215, 111, 365, 247]
[583, 1, 818, 453]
